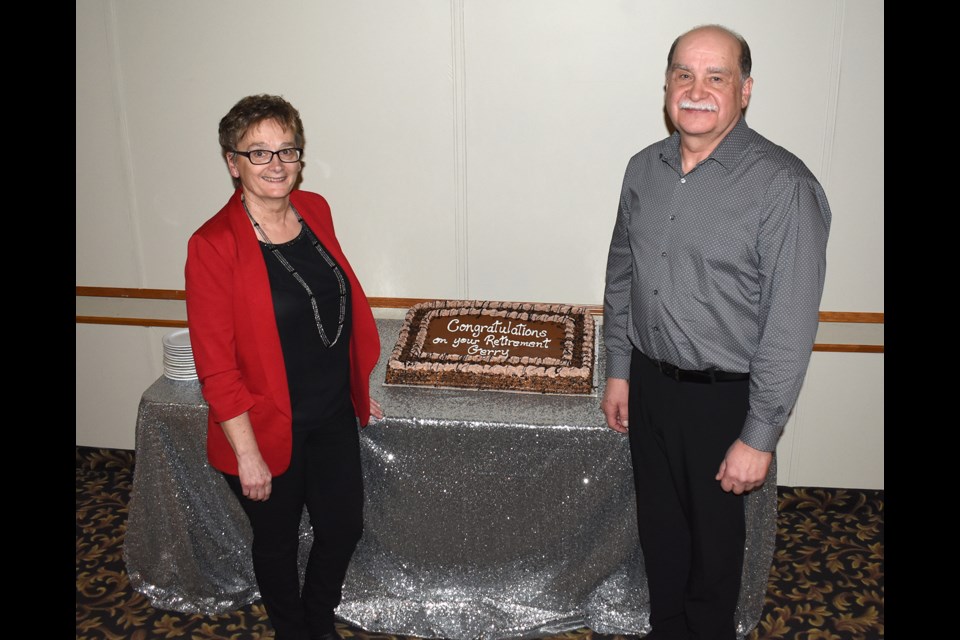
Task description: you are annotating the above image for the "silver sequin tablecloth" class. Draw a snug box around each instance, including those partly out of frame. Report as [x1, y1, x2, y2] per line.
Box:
[124, 318, 777, 639]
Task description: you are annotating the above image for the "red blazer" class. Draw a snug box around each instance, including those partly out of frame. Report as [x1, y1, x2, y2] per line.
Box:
[185, 189, 381, 476]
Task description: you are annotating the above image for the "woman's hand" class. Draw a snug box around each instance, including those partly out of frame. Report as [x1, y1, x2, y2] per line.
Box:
[237, 453, 272, 501]
[369, 397, 384, 421]
[219, 412, 272, 501]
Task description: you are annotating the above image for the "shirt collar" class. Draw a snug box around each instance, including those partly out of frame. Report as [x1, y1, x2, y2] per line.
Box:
[660, 117, 752, 172]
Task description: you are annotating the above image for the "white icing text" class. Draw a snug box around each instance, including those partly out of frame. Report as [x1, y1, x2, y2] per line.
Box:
[447, 318, 549, 341]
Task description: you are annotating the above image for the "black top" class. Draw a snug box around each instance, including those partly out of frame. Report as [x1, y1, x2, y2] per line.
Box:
[259, 222, 352, 431]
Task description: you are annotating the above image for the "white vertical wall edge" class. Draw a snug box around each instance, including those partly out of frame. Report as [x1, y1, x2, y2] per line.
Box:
[451, 0, 469, 298]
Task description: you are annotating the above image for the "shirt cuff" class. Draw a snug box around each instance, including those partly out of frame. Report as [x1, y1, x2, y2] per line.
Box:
[739, 413, 782, 452]
[605, 351, 632, 381]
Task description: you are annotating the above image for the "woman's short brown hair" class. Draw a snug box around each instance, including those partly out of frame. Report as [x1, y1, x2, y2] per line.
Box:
[218, 94, 305, 154]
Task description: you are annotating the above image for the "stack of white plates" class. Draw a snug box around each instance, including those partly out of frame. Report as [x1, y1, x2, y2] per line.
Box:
[162, 329, 198, 381]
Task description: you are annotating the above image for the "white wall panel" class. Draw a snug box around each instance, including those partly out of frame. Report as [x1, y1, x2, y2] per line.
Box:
[76, 324, 167, 450]
[776, 352, 884, 489]
[76, 2, 142, 286]
[819, 0, 884, 313]
[106, 0, 460, 296]
[79, 0, 881, 307]
[462, 0, 843, 304]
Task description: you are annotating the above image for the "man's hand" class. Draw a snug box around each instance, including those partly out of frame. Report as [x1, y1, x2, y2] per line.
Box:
[601, 378, 630, 433]
[715, 439, 772, 494]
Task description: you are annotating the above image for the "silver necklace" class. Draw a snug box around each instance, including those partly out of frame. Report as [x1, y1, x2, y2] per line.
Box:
[242, 198, 346, 348]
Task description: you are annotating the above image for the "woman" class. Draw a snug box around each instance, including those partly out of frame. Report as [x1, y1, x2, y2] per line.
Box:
[185, 94, 382, 640]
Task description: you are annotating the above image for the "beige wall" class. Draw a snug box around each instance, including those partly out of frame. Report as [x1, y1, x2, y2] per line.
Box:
[76, 0, 883, 489]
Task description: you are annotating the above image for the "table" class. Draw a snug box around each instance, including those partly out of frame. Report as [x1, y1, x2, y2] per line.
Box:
[124, 318, 776, 639]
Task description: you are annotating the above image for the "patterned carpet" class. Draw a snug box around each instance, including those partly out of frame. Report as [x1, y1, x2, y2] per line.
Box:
[77, 447, 883, 640]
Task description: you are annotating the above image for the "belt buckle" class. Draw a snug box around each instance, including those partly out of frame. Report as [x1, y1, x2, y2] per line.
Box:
[658, 359, 681, 381]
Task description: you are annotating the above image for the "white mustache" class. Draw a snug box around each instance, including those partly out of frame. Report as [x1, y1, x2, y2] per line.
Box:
[679, 100, 718, 112]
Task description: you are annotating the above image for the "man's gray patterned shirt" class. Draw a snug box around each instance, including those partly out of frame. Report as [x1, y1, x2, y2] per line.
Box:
[603, 117, 831, 451]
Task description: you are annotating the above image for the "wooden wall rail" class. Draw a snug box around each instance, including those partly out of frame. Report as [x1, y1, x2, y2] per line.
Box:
[76, 287, 884, 353]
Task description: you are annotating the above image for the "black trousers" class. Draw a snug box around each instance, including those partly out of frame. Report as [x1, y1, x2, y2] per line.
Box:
[224, 409, 363, 640]
[628, 348, 748, 640]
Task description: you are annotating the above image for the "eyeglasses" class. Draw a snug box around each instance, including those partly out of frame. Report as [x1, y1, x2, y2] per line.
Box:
[231, 148, 303, 165]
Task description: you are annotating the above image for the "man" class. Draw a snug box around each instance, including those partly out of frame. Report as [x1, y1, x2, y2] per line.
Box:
[601, 24, 831, 640]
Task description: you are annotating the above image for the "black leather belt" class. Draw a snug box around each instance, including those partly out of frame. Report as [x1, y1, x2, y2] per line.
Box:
[642, 351, 749, 384]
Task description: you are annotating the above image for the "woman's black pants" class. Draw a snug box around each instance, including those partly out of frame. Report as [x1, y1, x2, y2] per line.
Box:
[224, 412, 363, 640]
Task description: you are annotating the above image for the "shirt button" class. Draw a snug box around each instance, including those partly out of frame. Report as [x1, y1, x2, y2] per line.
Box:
[661, 251, 667, 257]
[653, 326, 660, 332]
[669, 215, 675, 220]
[653, 289, 658, 295]
[680, 178, 686, 184]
